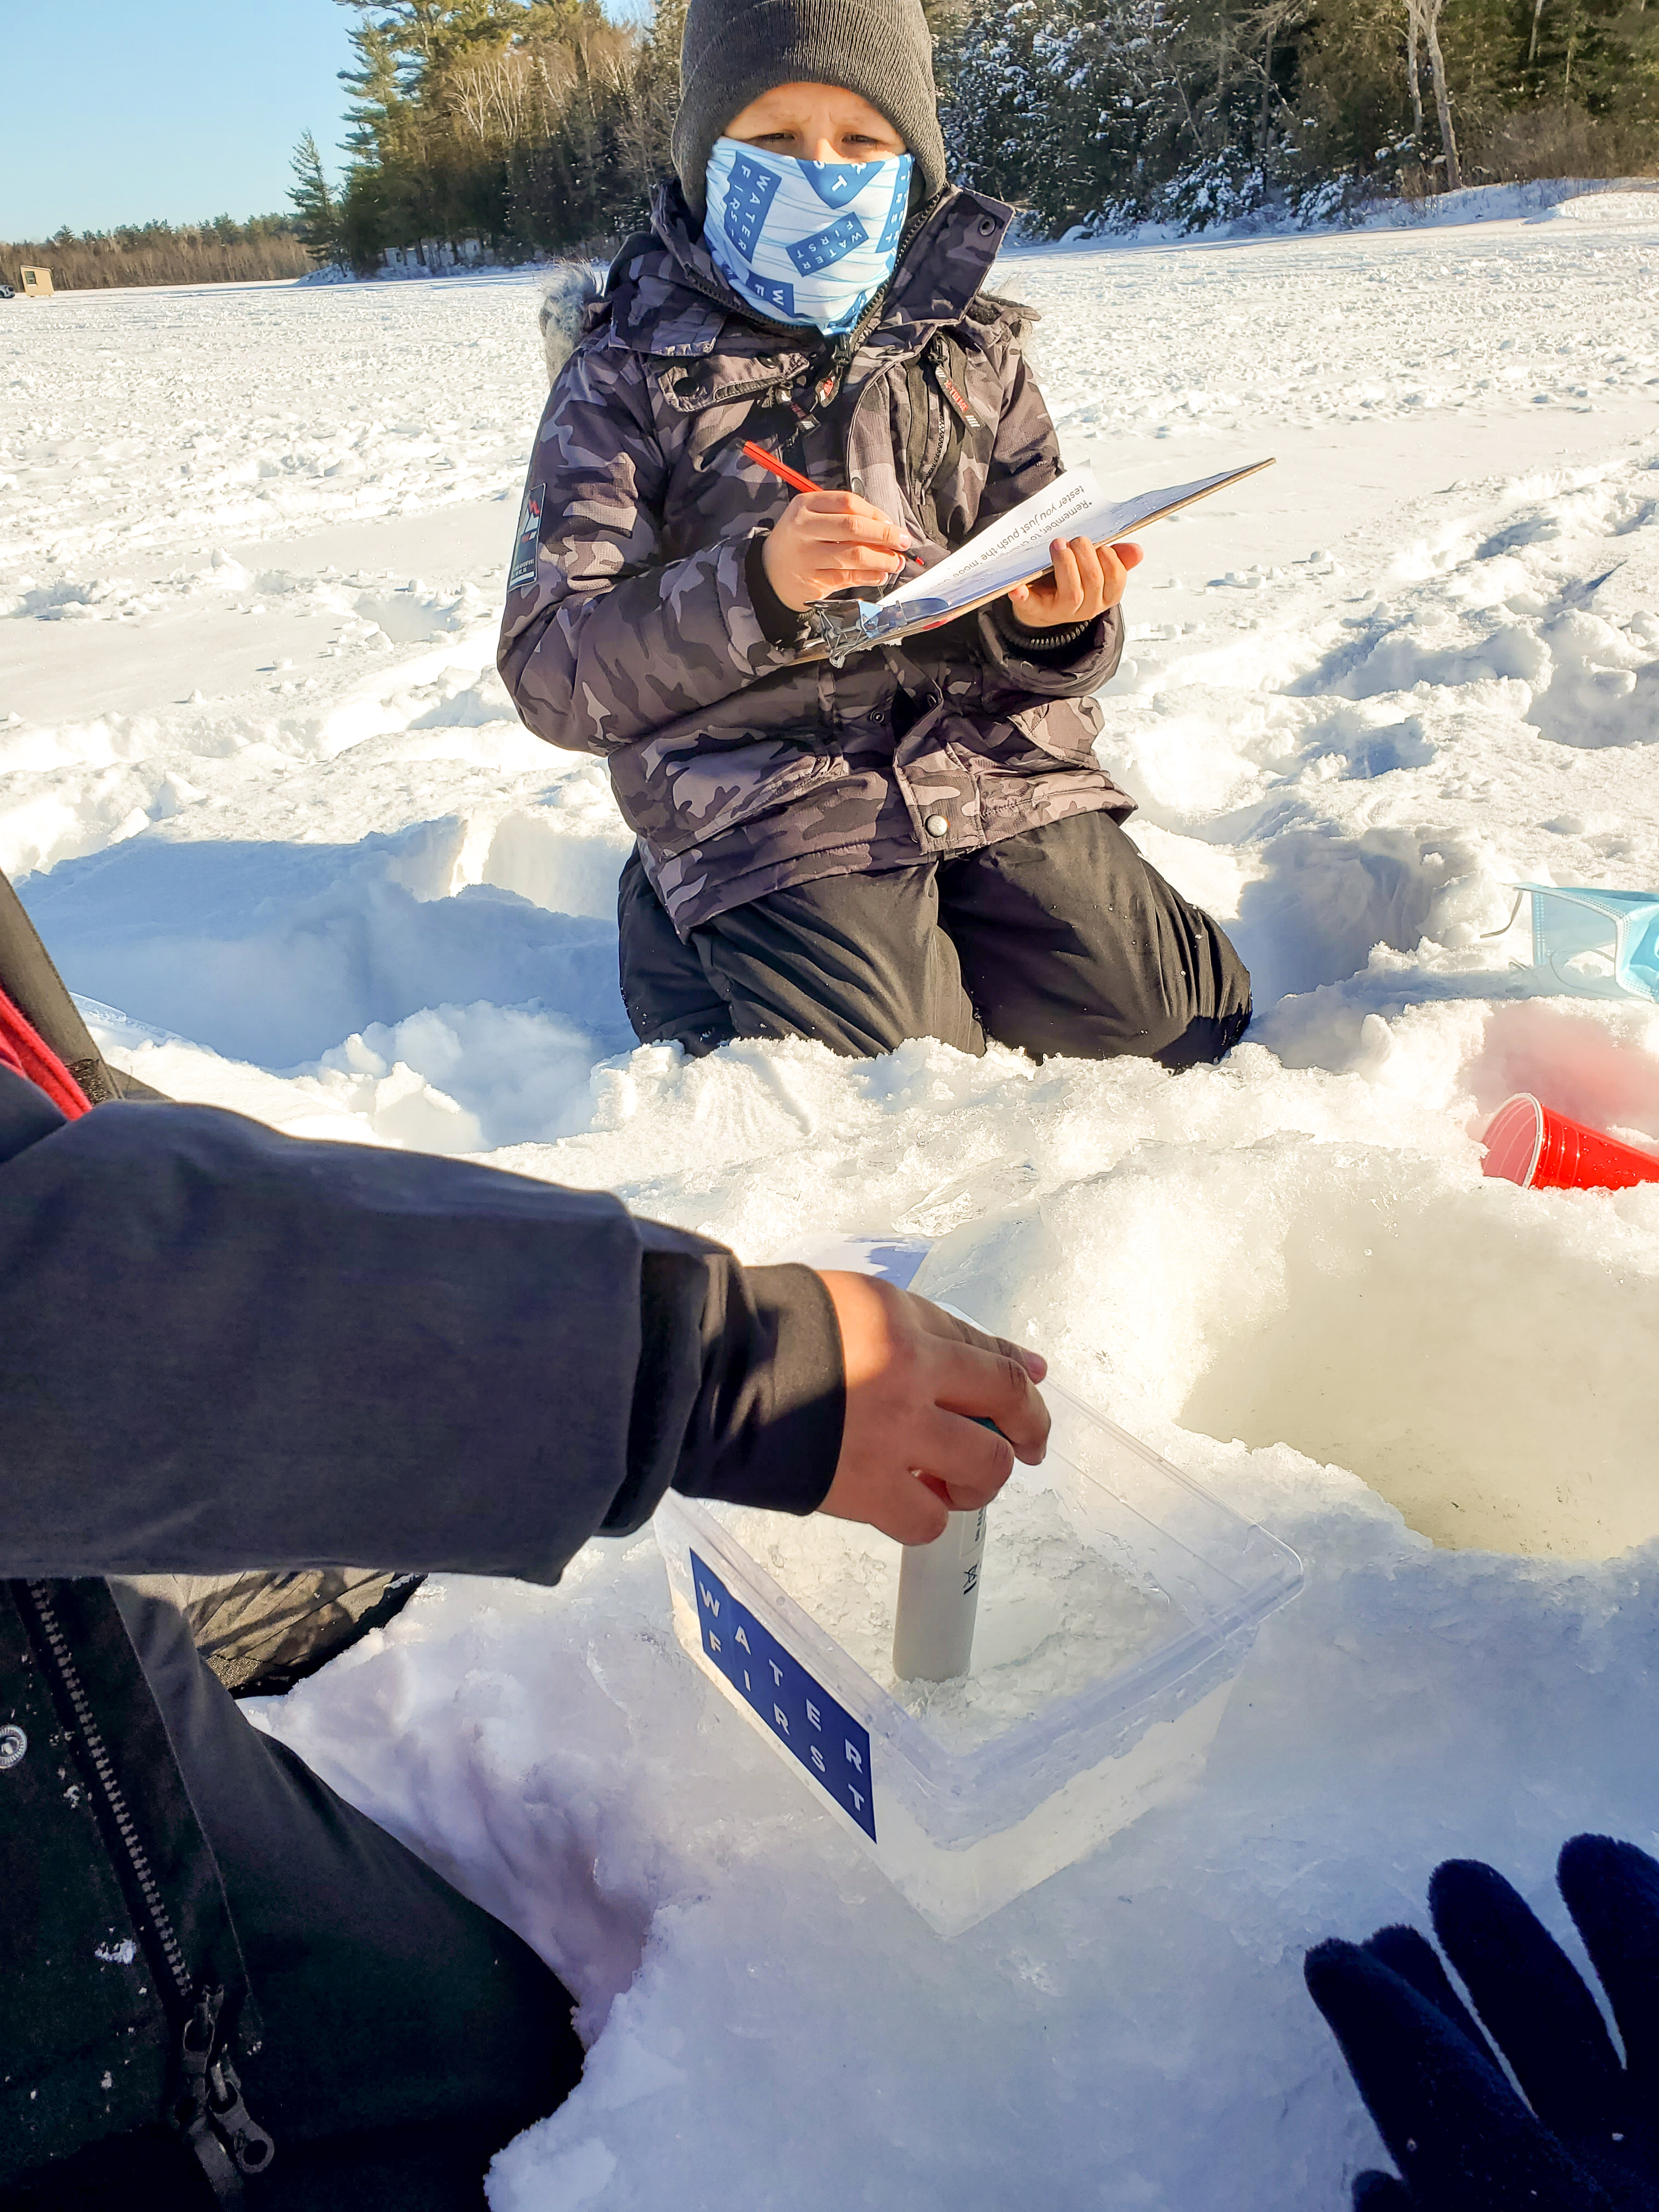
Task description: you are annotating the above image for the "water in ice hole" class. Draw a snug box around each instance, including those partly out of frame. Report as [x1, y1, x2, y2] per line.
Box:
[716, 1479, 1178, 1756]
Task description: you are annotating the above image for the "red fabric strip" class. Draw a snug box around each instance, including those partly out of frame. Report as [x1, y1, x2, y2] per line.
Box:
[0, 983, 91, 1119]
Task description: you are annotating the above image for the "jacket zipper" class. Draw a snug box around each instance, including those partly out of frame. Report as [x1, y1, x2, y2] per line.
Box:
[926, 335, 982, 431]
[20, 1581, 274, 2194]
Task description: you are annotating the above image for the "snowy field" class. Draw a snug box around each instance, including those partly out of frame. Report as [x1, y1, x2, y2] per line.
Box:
[6, 189, 1659, 2206]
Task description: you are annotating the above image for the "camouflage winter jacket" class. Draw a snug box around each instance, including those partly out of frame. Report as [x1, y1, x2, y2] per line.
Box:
[498, 182, 1134, 935]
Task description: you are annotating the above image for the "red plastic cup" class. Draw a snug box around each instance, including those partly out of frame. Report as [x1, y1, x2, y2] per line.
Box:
[1481, 1092, 1659, 1192]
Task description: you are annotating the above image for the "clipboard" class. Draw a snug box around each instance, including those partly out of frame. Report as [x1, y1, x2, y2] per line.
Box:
[805, 456, 1275, 658]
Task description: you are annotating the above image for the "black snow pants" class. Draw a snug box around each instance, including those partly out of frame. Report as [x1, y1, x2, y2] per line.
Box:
[619, 810, 1252, 1068]
[4, 1590, 584, 2211]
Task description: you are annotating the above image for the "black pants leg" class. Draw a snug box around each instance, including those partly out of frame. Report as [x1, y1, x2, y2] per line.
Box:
[617, 815, 1249, 1069]
[65, 1591, 585, 2211]
[618, 847, 983, 1059]
[940, 812, 1252, 1067]
[617, 848, 736, 1057]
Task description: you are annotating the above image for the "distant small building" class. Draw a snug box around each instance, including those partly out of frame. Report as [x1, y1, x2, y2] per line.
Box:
[19, 267, 53, 298]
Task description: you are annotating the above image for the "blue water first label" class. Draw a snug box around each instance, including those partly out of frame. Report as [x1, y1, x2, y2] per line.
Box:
[690, 1550, 876, 1841]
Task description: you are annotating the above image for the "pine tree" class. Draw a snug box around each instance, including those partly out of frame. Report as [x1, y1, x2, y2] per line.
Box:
[289, 131, 346, 267]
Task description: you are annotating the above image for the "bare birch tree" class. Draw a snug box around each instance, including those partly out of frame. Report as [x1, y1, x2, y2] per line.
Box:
[1404, 0, 1460, 188]
[1404, 4, 1424, 143]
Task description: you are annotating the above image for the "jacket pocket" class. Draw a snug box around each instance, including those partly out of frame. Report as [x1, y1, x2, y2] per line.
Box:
[1010, 696, 1104, 766]
[617, 733, 851, 858]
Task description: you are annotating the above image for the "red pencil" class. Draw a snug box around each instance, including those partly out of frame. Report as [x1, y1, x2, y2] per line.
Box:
[741, 439, 821, 496]
[741, 437, 928, 571]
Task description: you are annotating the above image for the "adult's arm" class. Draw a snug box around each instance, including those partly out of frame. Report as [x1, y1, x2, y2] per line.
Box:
[0, 1071, 841, 1583]
[497, 345, 801, 755]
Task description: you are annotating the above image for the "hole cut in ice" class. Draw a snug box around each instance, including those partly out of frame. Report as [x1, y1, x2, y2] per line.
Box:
[714, 1481, 1179, 1757]
[909, 1097, 1659, 1566]
[1181, 1174, 1659, 1560]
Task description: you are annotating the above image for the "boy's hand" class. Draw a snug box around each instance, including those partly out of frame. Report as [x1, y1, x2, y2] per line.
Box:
[762, 491, 912, 612]
[1008, 536, 1142, 630]
[814, 1271, 1050, 1545]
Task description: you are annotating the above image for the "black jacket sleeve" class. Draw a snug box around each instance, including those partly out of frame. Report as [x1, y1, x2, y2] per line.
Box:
[0, 1071, 843, 1584]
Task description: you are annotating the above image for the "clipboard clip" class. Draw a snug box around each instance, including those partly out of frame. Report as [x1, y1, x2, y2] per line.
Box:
[805, 595, 952, 661]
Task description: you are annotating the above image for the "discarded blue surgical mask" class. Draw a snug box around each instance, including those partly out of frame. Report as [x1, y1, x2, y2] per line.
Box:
[703, 139, 913, 336]
[1498, 883, 1659, 1002]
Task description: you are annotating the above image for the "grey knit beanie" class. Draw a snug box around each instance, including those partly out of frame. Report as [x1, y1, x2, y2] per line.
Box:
[673, 0, 947, 222]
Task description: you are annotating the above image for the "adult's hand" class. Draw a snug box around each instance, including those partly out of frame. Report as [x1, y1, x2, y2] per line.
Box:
[1007, 536, 1142, 630]
[813, 1272, 1049, 1544]
[761, 491, 912, 612]
[1305, 1833, 1659, 2211]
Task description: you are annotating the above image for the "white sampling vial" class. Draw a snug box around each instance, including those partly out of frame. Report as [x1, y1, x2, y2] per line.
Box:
[892, 1506, 987, 1681]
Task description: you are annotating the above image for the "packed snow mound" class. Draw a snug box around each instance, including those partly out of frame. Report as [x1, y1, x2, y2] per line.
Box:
[6, 215, 1659, 2209]
[1549, 188, 1659, 223]
[1080, 174, 1659, 249]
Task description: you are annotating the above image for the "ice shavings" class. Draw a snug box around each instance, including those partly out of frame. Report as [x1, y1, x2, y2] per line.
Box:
[714, 1486, 1178, 1755]
[315, 1001, 601, 1152]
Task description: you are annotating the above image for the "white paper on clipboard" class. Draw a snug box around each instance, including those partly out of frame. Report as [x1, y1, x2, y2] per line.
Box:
[808, 456, 1274, 654]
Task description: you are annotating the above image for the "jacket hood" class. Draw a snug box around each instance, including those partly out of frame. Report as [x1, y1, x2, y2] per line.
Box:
[605, 179, 1018, 362]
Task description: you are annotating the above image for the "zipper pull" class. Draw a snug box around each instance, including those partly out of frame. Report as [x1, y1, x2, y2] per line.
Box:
[926, 337, 980, 428]
[208, 2052, 276, 2178]
[174, 1991, 243, 2200]
[172, 1987, 275, 2194]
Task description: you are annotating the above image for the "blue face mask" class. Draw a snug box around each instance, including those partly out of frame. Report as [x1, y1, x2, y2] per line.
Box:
[702, 138, 913, 336]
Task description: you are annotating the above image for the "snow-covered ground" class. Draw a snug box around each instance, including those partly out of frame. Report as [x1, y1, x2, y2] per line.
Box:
[6, 192, 1659, 2208]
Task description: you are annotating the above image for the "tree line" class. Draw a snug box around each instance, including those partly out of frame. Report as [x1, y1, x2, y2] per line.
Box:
[291, 0, 684, 273]
[294, 0, 1657, 267]
[2, 216, 311, 293]
[940, 0, 1659, 231]
[23, 0, 1651, 291]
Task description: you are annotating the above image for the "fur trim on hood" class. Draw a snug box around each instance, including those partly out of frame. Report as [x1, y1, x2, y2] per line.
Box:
[539, 263, 607, 385]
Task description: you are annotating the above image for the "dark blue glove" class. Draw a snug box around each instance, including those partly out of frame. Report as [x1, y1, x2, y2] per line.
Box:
[1305, 1834, 1659, 2210]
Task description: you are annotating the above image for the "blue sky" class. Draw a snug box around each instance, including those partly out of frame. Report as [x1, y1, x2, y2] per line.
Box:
[4, 0, 360, 236]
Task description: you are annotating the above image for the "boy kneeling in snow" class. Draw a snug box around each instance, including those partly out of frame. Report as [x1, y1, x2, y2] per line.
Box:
[499, 0, 1251, 1066]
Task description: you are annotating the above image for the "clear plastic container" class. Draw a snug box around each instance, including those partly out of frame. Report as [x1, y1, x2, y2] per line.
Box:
[656, 1257, 1302, 1934]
